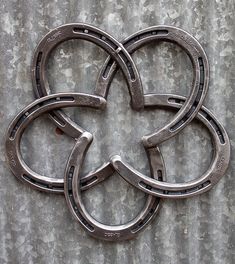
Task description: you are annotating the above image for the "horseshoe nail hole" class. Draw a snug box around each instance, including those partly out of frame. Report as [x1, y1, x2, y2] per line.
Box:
[168, 98, 185, 105]
[36, 51, 43, 63]
[139, 180, 211, 196]
[199, 109, 225, 144]
[167, 97, 226, 145]
[22, 174, 64, 191]
[67, 183, 95, 232]
[69, 166, 75, 178]
[35, 52, 43, 96]
[118, 51, 135, 81]
[128, 30, 168, 40]
[155, 30, 168, 35]
[170, 56, 205, 131]
[131, 201, 159, 233]
[9, 112, 29, 139]
[157, 170, 163, 181]
[73, 27, 83, 33]
[102, 59, 115, 79]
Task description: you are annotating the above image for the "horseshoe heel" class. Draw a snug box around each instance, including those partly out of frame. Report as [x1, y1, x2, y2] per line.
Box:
[96, 26, 209, 146]
[111, 94, 230, 198]
[5, 93, 107, 193]
[64, 134, 166, 241]
[31, 23, 144, 139]
[80, 162, 115, 191]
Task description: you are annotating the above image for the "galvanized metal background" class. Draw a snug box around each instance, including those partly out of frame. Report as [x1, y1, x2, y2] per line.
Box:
[0, 0, 234, 263]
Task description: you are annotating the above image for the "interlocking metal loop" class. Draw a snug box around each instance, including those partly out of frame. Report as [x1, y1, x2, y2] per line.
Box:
[5, 23, 230, 241]
[96, 25, 209, 147]
[111, 93, 230, 198]
[64, 133, 165, 241]
[5, 93, 106, 193]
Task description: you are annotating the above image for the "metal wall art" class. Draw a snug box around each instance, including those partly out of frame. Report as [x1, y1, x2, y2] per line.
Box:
[5, 23, 231, 241]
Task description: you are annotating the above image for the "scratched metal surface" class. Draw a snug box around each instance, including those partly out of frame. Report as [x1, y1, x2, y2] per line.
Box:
[0, 0, 234, 263]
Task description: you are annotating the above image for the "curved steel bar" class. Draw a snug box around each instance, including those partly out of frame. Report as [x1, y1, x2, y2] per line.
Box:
[96, 25, 209, 147]
[5, 93, 109, 193]
[110, 94, 230, 198]
[32, 23, 144, 139]
[64, 133, 166, 241]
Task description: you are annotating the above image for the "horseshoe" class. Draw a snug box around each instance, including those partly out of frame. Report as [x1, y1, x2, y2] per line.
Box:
[5, 93, 109, 193]
[64, 132, 166, 241]
[31, 23, 144, 139]
[111, 94, 230, 198]
[96, 25, 209, 147]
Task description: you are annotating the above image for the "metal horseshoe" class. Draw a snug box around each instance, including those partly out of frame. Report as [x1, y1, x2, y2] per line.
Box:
[111, 93, 230, 198]
[96, 25, 209, 147]
[31, 23, 144, 139]
[64, 132, 166, 241]
[5, 93, 108, 193]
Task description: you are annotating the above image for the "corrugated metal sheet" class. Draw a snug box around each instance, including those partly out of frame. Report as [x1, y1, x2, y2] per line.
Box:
[0, 0, 234, 263]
